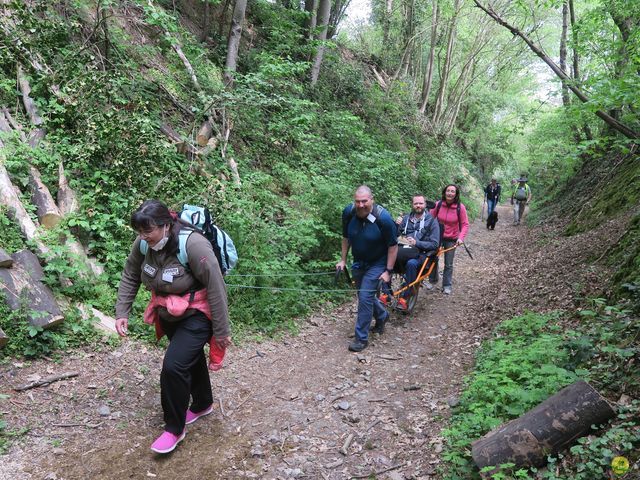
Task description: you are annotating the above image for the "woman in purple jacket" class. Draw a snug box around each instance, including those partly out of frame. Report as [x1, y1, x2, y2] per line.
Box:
[428, 184, 469, 294]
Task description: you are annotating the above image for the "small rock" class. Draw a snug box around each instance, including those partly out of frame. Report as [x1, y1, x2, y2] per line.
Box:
[250, 446, 264, 458]
[337, 401, 350, 410]
[98, 405, 111, 416]
[433, 443, 443, 453]
[447, 396, 459, 407]
[315, 394, 325, 402]
[618, 394, 631, 406]
[346, 414, 360, 423]
[44, 473, 57, 480]
[53, 448, 65, 455]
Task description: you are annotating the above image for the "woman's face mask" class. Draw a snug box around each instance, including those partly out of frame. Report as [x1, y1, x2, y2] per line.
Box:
[149, 225, 169, 251]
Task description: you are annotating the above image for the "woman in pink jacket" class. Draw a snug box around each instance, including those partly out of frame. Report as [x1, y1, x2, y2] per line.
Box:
[428, 184, 469, 294]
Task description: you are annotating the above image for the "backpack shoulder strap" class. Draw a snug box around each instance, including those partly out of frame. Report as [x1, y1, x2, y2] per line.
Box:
[177, 230, 193, 269]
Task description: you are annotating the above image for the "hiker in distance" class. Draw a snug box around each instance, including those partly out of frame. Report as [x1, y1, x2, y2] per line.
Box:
[336, 185, 398, 352]
[115, 200, 231, 454]
[511, 176, 532, 225]
[428, 184, 470, 295]
[484, 178, 501, 215]
[383, 194, 440, 310]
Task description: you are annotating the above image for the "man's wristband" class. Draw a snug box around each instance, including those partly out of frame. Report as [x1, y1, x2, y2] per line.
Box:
[385, 268, 393, 273]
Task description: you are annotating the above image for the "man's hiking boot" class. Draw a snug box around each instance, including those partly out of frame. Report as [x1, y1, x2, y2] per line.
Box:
[378, 294, 389, 306]
[396, 298, 408, 311]
[151, 430, 185, 454]
[185, 404, 214, 425]
[348, 340, 368, 352]
[442, 286, 452, 295]
[370, 314, 388, 334]
[425, 283, 435, 291]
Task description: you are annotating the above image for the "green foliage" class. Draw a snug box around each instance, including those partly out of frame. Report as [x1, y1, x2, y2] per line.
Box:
[0, 295, 108, 359]
[0, 207, 25, 253]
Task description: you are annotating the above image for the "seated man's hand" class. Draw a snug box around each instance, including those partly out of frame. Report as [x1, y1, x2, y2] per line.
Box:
[395, 216, 403, 225]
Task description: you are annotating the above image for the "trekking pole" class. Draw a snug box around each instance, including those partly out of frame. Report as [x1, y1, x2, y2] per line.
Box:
[461, 242, 474, 260]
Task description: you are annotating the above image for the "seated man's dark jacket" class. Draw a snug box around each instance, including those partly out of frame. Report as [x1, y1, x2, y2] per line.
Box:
[397, 213, 440, 253]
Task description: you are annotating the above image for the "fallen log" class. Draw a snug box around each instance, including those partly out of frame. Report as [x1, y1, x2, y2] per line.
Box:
[0, 158, 48, 256]
[471, 380, 615, 471]
[10, 250, 43, 281]
[14, 371, 79, 392]
[77, 304, 116, 334]
[57, 161, 79, 216]
[196, 119, 214, 146]
[0, 253, 63, 329]
[0, 248, 13, 267]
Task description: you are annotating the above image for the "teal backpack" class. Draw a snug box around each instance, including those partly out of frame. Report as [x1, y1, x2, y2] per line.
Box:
[139, 204, 238, 275]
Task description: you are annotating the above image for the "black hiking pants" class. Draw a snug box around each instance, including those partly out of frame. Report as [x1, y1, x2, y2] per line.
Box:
[160, 312, 213, 435]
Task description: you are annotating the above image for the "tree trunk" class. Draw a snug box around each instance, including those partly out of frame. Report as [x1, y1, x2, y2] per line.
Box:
[472, 380, 616, 471]
[304, 0, 318, 39]
[559, 1, 570, 107]
[383, 0, 393, 46]
[310, 0, 331, 86]
[419, 0, 439, 114]
[473, 1, 639, 139]
[200, 0, 211, 42]
[432, 0, 461, 127]
[568, 0, 579, 81]
[327, 0, 351, 40]
[223, 0, 248, 87]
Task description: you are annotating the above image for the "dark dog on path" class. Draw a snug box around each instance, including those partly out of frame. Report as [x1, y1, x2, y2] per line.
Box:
[486, 211, 498, 230]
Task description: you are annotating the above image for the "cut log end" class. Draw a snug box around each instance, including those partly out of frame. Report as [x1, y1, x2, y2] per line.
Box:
[40, 212, 63, 229]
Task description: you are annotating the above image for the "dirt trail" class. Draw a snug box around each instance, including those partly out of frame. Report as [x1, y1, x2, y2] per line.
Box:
[0, 203, 618, 480]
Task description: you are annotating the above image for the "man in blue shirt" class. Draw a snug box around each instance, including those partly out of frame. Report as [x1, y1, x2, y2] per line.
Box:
[336, 185, 398, 352]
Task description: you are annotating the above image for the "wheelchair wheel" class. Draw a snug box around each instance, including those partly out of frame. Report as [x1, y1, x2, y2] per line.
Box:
[388, 272, 419, 314]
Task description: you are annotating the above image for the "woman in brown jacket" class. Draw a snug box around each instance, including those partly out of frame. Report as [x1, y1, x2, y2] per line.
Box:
[115, 199, 231, 454]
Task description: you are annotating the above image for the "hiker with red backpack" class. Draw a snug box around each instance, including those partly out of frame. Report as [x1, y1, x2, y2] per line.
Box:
[428, 184, 470, 295]
[115, 199, 231, 454]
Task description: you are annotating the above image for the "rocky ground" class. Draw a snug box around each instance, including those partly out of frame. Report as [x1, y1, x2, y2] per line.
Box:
[0, 203, 621, 480]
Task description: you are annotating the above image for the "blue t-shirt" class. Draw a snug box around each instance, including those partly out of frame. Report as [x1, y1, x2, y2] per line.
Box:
[342, 204, 398, 264]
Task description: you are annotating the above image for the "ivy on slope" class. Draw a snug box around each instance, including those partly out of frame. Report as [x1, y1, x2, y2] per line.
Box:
[0, 0, 476, 343]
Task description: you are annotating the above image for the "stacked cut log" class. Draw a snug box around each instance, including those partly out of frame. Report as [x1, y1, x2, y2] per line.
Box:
[0, 249, 63, 332]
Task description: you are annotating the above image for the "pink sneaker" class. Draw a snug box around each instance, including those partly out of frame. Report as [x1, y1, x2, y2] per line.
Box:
[150, 430, 185, 454]
[185, 404, 214, 425]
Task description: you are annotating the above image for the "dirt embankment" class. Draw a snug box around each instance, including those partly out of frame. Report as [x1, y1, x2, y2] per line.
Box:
[0, 203, 620, 480]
